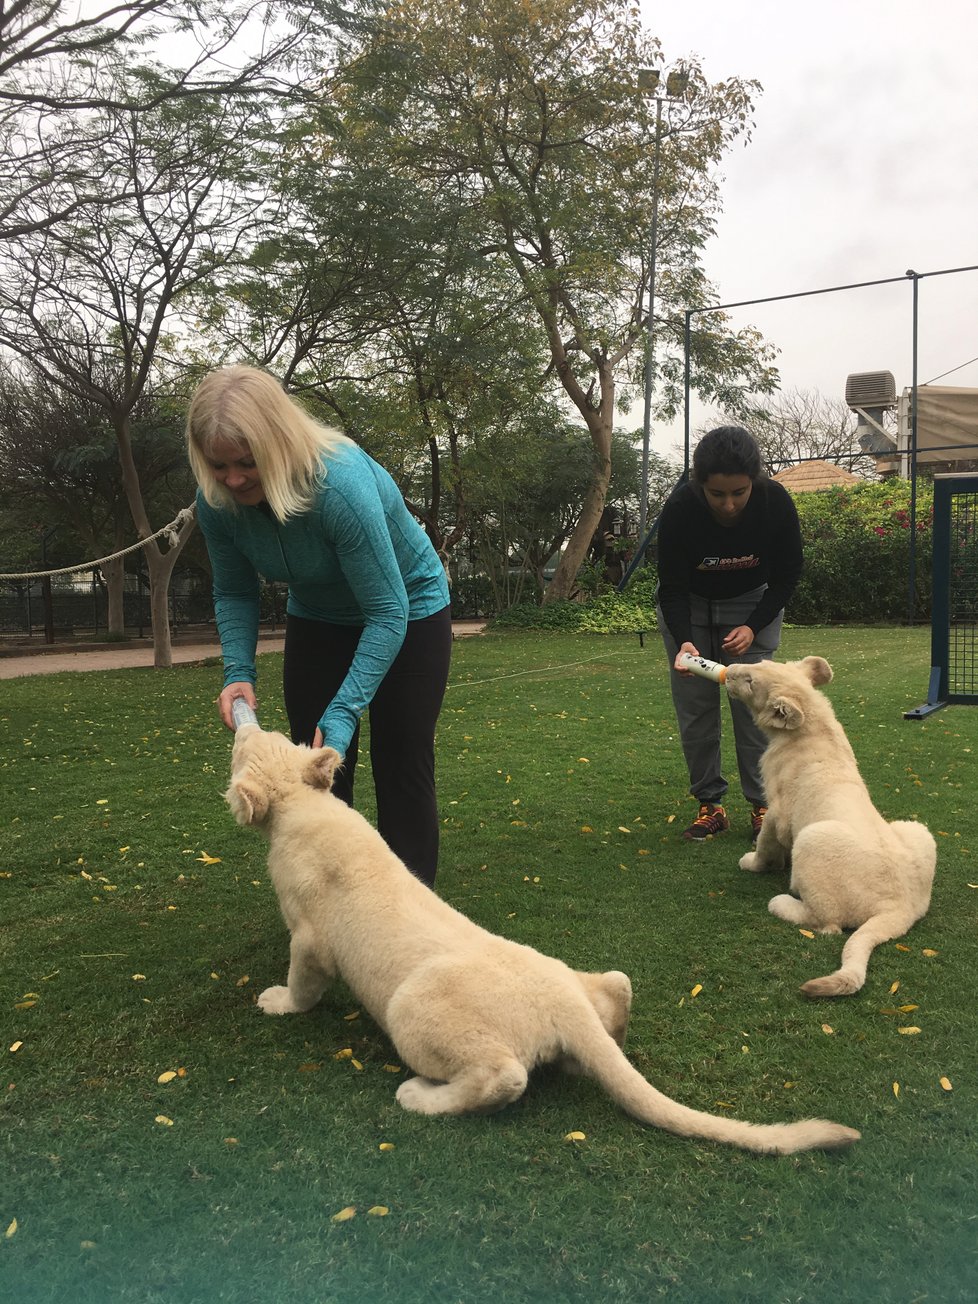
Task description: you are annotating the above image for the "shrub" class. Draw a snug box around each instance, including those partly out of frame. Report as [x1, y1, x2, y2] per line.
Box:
[490, 477, 935, 630]
[790, 480, 933, 623]
[489, 592, 654, 634]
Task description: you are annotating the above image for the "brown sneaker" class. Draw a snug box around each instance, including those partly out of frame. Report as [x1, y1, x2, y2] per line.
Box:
[750, 805, 767, 845]
[683, 803, 730, 841]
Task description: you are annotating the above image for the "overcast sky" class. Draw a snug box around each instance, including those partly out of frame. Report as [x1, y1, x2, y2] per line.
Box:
[638, 0, 978, 456]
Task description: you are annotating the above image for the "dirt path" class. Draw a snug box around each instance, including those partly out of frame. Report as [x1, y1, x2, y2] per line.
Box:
[0, 622, 485, 679]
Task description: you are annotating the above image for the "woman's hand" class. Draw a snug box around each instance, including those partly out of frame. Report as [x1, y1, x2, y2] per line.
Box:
[674, 641, 700, 674]
[722, 625, 755, 657]
[218, 682, 258, 731]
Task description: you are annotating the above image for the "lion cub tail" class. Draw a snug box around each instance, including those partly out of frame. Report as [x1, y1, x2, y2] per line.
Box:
[570, 1020, 859, 1155]
[800, 909, 915, 999]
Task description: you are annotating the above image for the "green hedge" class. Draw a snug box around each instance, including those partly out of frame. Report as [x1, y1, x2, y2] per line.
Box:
[789, 480, 933, 623]
[489, 479, 935, 631]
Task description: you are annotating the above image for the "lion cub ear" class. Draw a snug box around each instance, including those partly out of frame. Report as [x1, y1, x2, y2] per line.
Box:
[225, 775, 269, 825]
[800, 656, 833, 686]
[768, 695, 805, 730]
[305, 747, 343, 791]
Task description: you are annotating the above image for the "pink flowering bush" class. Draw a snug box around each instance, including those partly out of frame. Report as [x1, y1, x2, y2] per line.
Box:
[790, 479, 934, 623]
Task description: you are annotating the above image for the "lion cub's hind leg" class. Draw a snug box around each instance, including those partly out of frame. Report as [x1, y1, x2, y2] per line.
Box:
[396, 1057, 529, 1116]
[768, 893, 818, 928]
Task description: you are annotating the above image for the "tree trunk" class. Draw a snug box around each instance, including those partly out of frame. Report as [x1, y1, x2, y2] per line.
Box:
[544, 364, 615, 603]
[112, 410, 196, 667]
[102, 554, 125, 636]
[146, 548, 175, 668]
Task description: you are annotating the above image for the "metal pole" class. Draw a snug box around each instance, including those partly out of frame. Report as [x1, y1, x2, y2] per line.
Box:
[683, 309, 692, 473]
[907, 269, 919, 624]
[639, 97, 664, 537]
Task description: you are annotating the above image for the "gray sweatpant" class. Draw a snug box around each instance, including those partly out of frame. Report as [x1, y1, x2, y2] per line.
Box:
[657, 587, 783, 809]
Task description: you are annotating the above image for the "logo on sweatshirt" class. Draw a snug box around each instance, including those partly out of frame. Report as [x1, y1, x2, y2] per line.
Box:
[697, 554, 761, 572]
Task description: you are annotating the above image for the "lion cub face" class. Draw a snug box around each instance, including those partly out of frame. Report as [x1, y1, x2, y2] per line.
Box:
[724, 656, 833, 732]
[225, 730, 342, 827]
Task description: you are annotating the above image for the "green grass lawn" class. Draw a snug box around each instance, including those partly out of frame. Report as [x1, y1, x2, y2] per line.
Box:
[2, 625, 975, 1303]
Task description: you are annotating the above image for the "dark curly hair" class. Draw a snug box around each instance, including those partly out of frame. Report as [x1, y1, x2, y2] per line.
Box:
[691, 426, 763, 484]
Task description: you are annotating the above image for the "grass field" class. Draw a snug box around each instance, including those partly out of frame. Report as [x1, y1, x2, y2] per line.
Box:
[2, 625, 976, 1303]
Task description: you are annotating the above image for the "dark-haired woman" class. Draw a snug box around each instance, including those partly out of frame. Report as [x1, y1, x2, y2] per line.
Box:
[655, 426, 803, 844]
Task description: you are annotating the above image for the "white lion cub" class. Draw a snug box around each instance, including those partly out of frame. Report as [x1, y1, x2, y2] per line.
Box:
[224, 726, 859, 1155]
[725, 656, 936, 997]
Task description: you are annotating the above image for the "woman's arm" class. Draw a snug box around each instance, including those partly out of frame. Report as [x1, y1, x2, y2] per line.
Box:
[196, 497, 262, 691]
[313, 479, 411, 755]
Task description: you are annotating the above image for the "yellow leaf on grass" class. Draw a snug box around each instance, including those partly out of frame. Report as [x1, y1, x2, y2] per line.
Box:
[157, 1070, 178, 1084]
[235, 976, 249, 987]
[13, 1000, 35, 1010]
[343, 1011, 360, 1022]
[6, 1219, 17, 1238]
[382, 1064, 401, 1074]
[690, 984, 703, 998]
[898, 1004, 919, 1013]
[892, 1082, 900, 1098]
[940, 1077, 953, 1091]
[334, 1048, 353, 1060]
[297, 1063, 322, 1073]
[921, 949, 939, 957]
[580, 825, 593, 833]
[894, 943, 911, 953]
[331, 1207, 356, 1223]
[821, 1024, 834, 1035]
[379, 1142, 395, 1152]
[10, 1041, 23, 1053]
[564, 1131, 586, 1142]
[367, 1206, 389, 1217]
[889, 981, 900, 994]
[799, 929, 815, 939]
[617, 826, 631, 835]
[155, 1115, 174, 1126]
[132, 974, 146, 982]
[351, 1059, 363, 1071]
[898, 1027, 922, 1035]
[196, 853, 222, 865]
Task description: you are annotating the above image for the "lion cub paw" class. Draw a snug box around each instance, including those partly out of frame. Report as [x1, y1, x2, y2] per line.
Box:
[257, 985, 299, 1015]
[395, 1077, 439, 1114]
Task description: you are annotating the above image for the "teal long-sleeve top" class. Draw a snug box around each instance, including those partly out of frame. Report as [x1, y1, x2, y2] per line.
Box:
[195, 443, 450, 757]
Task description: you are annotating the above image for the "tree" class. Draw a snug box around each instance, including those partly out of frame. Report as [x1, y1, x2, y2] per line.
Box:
[0, 86, 275, 664]
[0, 362, 193, 633]
[0, 0, 327, 243]
[318, 0, 779, 600]
[728, 388, 880, 478]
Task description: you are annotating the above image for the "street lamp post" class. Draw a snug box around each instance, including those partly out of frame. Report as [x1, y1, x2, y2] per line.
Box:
[637, 67, 688, 536]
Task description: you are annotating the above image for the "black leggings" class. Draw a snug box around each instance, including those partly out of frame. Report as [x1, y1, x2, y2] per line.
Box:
[282, 606, 452, 889]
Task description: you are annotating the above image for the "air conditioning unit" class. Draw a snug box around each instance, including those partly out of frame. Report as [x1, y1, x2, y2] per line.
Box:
[845, 371, 896, 409]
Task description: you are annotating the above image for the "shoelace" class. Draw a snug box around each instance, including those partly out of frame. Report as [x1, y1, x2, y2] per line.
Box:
[693, 805, 726, 828]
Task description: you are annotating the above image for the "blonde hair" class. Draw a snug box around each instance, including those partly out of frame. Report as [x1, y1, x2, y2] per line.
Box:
[186, 365, 352, 520]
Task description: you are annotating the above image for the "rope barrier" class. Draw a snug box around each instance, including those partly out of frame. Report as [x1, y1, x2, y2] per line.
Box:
[446, 648, 636, 690]
[0, 505, 196, 581]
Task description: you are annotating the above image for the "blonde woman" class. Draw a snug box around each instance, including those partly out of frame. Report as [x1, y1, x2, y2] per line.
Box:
[187, 365, 452, 888]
